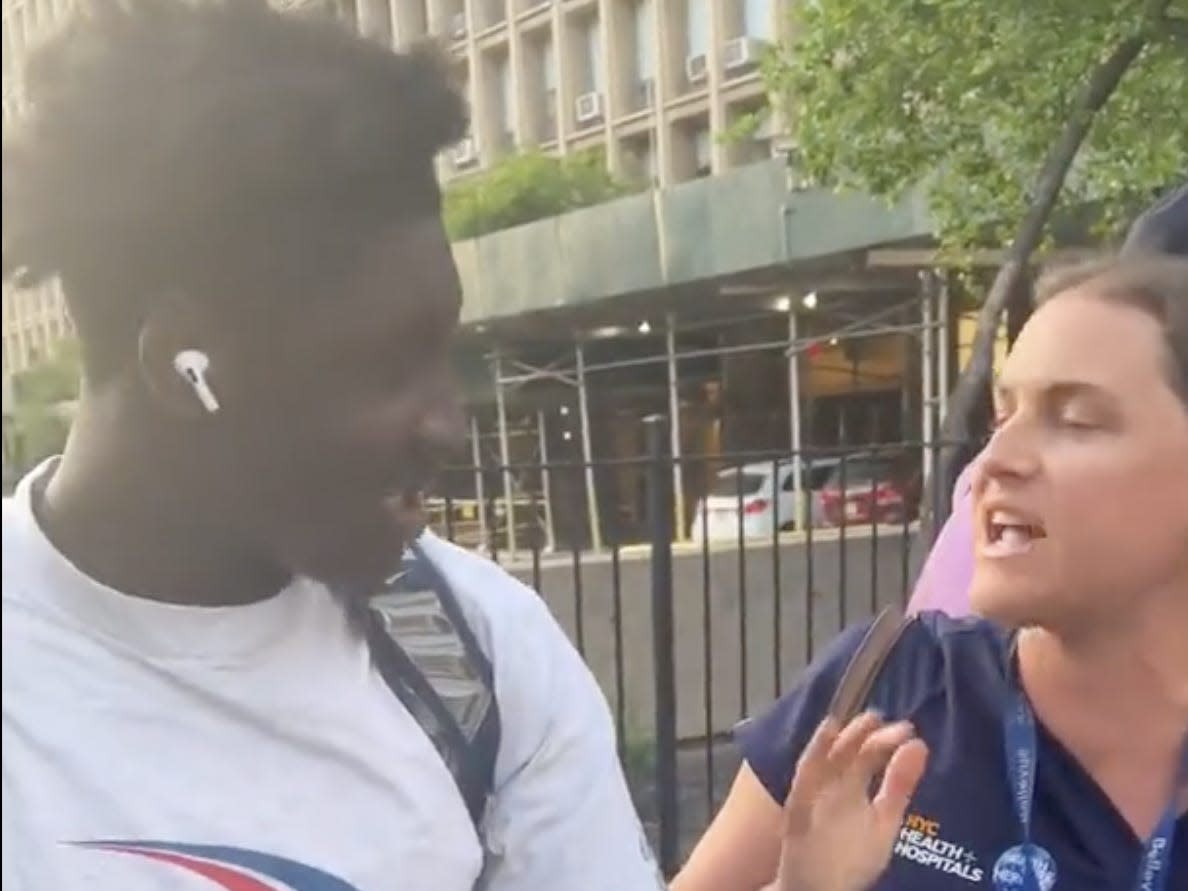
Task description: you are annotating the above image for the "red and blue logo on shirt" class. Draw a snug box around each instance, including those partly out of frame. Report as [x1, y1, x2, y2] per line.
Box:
[73, 841, 362, 891]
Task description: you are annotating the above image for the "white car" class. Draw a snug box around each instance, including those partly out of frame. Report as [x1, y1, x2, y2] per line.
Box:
[691, 458, 841, 542]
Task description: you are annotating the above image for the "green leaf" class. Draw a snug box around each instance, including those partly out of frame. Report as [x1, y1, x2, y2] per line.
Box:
[6, 338, 81, 472]
[763, 0, 1187, 255]
[11, 338, 81, 406]
[442, 150, 636, 241]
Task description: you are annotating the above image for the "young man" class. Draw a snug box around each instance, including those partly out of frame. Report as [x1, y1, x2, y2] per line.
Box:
[1, 3, 662, 889]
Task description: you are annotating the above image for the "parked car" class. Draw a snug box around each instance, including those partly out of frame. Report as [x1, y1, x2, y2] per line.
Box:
[691, 458, 841, 542]
[817, 451, 921, 527]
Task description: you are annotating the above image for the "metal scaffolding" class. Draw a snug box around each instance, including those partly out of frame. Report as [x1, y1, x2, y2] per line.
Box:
[482, 285, 952, 557]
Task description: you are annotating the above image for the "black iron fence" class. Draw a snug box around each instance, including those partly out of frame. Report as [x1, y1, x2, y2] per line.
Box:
[426, 426, 963, 875]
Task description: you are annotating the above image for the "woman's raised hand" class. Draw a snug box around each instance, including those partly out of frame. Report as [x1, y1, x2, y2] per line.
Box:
[770, 712, 929, 891]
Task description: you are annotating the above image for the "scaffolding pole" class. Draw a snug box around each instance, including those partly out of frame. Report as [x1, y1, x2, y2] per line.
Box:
[938, 276, 952, 423]
[470, 415, 488, 551]
[788, 309, 805, 528]
[575, 342, 603, 552]
[493, 353, 518, 558]
[920, 274, 937, 488]
[666, 314, 686, 541]
[496, 298, 926, 386]
[537, 410, 556, 553]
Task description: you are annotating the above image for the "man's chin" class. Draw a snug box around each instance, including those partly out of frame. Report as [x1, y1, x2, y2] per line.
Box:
[384, 491, 427, 541]
[282, 500, 425, 599]
[307, 549, 405, 599]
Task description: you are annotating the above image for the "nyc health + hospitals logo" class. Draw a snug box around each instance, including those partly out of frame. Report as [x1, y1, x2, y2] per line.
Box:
[893, 812, 985, 883]
[71, 840, 362, 891]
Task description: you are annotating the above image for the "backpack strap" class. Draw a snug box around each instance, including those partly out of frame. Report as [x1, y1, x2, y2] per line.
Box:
[827, 607, 914, 723]
[363, 541, 501, 831]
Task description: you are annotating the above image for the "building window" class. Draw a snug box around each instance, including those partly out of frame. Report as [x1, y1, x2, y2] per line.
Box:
[672, 116, 713, 182]
[476, 0, 505, 31]
[693, 125, 713, 177]
[492, 52, 514, 152]
[628, 0, 656, 111]
[392, 0, 429, 40]
[621, 133, 657, 188]
[581, 14, 603, 94]
[686, 0, 709, 58]
[632, 0, 655, 80]
[567, 12, 605, 130]
[438, 0, 466, 39]
[452, 55, 471, 106]
[744, 0, 773, 40]
[533, 34, 558, 141]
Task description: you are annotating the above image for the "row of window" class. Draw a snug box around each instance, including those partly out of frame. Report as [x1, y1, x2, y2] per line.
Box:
[446, 1, 778, 179]
[366, 0, 776, 49]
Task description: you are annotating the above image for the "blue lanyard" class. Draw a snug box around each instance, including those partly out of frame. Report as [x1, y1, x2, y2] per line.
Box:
[1003, 687, 1187, 891]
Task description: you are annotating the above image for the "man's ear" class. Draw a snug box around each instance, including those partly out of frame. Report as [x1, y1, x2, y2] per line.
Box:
[136, 295, 223, 420]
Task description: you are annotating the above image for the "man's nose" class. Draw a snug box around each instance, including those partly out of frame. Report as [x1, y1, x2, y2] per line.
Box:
[419, 388, 466, 451]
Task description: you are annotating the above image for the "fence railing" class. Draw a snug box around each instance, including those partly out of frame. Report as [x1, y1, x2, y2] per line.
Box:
[424, 430, 960, 875]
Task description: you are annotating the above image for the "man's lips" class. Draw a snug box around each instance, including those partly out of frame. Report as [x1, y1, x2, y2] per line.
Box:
[384, 490, 423, 512]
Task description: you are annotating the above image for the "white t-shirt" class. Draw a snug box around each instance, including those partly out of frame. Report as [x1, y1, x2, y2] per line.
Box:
[2, 465, 664, 891]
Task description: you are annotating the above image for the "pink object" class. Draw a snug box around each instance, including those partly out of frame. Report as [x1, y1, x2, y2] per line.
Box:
[908, 459, 978, 617]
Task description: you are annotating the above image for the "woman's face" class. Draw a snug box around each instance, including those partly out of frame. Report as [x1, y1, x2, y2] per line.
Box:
[968, 287, 1188, 630]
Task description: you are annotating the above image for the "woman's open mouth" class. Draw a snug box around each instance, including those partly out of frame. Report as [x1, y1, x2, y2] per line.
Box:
[982, 509, 1047, 558]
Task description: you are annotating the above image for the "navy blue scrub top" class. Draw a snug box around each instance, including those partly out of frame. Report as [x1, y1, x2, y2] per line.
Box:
[735, 612, 1188, 891]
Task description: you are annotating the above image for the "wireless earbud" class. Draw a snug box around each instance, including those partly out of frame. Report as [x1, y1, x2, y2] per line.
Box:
[172, 349, 221, 414]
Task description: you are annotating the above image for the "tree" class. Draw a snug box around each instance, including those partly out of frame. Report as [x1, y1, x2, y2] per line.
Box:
[6, 338, 82, 473]
[443, 150, 635, 241]
[761, 0, 1188, 518]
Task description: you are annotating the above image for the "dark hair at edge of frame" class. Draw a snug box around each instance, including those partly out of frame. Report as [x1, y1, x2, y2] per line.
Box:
[1, 0, 467, 382]
[1035, 253, 1188, 409]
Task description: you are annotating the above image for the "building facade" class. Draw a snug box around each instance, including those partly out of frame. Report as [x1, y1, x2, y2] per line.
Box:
[2, 0, 75, 377]
[408, 0, 786, 188]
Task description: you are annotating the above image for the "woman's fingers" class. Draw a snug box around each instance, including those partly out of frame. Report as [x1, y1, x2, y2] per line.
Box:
[872, 737, 930, 833]
[784, 712, 895, 834]
[782, 715, 842, 835]
[783, 711, 928, 843]
[774, 713, 930, 891]
[850, 720, 917, 790]
[825, 711, 886, 779]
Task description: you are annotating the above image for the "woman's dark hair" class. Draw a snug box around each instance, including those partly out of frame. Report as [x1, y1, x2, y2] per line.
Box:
[1123, 183, 1187, 257]
[1036, 254, 1188, 407]
[2, 0, 466, 376]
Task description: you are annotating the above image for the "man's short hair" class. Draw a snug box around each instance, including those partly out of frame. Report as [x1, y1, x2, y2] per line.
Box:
[2, 0, 466, 377]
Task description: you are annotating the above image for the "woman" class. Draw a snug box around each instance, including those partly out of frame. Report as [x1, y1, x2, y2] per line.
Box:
[906, 183, 1187, 620]
[673, 253, 1188, 891]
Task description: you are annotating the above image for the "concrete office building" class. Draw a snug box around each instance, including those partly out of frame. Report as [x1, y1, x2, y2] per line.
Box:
[368, 0, 786, 188]
[2, 0, 75, 378]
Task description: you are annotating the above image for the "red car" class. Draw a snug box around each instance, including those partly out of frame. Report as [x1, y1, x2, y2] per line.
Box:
[818, 452, 921, 527]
